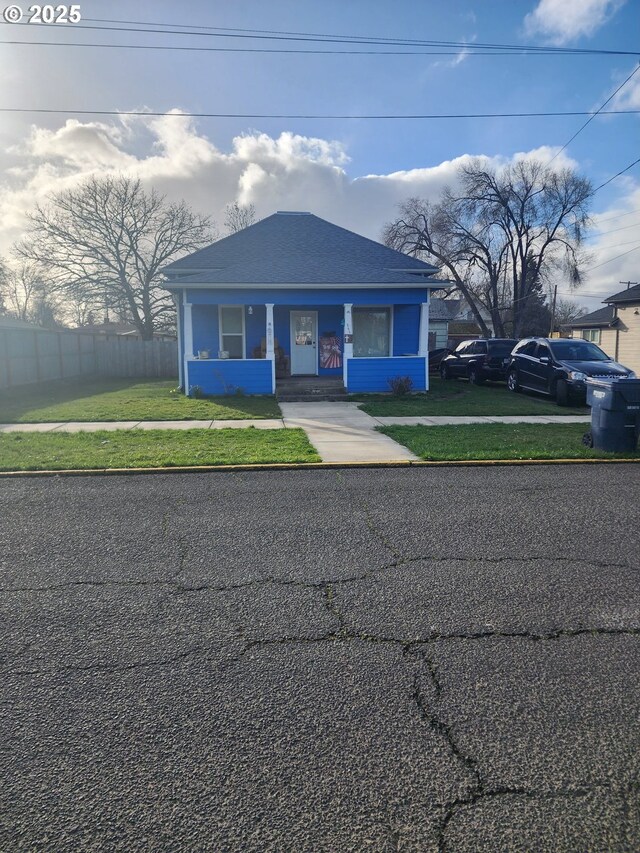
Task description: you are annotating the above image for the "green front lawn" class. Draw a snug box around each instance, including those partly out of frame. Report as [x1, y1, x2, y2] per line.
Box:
[356, 376, 588, 417]
[0, 428, 319, 471]
[379, 422, 640, 461]
[0, 378, 281, 423]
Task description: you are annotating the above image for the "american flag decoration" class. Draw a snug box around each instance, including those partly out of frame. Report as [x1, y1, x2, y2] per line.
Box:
[320, 335, 342, 369]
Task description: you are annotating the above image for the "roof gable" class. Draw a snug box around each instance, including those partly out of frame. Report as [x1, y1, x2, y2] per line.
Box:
[163, 211, 443, 287]
[604, 282, 640, 304]
[567, 305, 616, 327]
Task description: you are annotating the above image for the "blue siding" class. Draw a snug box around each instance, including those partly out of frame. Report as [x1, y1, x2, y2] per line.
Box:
[184, 287, 428, 306]
[393, 304, 420, 356]
[346, 357, 427, 393]
[192, 305, 219, 356]
[186, 359, 272, 396]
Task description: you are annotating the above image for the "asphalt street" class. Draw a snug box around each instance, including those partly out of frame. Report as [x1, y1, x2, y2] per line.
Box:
[1, 465, 639, 852]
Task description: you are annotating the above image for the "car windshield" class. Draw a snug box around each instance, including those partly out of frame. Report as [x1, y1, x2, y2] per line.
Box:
[488, 341, 518, 356]
[549, 340, 610, 362]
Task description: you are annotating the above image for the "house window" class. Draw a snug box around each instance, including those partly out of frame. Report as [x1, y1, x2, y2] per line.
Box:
[353, 308, 391, 357]
[219, 306, 245, 359]
[583, 329, 601, 344]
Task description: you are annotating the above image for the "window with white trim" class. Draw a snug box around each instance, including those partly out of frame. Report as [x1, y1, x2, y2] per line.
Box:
[583, 328, 601, 344]
[219, 306, 245, 359]
[353, 308, 391, 357]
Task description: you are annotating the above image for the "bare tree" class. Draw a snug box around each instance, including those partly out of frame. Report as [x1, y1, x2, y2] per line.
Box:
[384, 158, 592, 337]
[0, 259, 65, 327]
[16, 176, 216, 339]
[554, 298, 588, 326]
[224, 202, 257, 234]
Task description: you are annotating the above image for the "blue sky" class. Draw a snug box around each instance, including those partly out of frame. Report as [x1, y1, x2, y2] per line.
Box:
[0, 0, 638, 310]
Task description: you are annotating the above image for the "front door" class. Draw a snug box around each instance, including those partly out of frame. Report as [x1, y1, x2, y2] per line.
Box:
[290, 311, 318, 375]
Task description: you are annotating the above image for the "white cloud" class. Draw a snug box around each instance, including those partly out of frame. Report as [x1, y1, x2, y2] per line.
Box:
[611, 72, 640, 110]
[580, 182, 640, 304]
[0, 115, 635, 313]
[524, 0, 626, 45]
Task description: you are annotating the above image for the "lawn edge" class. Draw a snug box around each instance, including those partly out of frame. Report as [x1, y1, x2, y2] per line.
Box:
[1, 457, 638, 477]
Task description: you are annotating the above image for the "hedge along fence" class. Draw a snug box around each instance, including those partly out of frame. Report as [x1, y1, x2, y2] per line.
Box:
[0, 327, 178, 389]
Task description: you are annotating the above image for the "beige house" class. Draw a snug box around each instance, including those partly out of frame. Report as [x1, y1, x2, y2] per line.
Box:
[569, 282, 640, 373]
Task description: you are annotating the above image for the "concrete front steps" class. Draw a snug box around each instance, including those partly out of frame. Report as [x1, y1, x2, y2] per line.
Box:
[276, 377, 348, 403]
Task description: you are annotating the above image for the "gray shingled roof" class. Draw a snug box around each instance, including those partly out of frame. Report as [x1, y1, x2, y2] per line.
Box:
[0, 315, 48, 331]
[567, 305, 616, 327]
[163, 211, 445, 287]
[604, 282, 640, 304]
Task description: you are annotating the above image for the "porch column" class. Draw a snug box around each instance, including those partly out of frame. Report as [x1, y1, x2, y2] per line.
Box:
[174, 294, 183, 389]
[183, 294, 194, 394]
[418, 299, 430, 391]
[343, 303, 353, 387]
[265, 303, 275, 393]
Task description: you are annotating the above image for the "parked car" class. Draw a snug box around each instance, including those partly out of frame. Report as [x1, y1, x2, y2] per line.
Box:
[428, 347, 450, 372]
[439, 338, 519, 384]
[506, 337, 636, 405]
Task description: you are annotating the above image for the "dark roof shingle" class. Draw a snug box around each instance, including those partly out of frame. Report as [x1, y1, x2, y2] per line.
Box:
[163, 212, 444, 287]
[604, 282, 640, 304]
[567, 305, 616, 327]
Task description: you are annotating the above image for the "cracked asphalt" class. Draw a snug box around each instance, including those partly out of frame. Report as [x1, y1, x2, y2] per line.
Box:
[1, 465, 639, 852]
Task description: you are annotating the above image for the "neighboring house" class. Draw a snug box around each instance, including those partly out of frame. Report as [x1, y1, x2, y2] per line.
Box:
[162, 211, 448, 395]
[428, 298, 457, 349]
[442, 297, 496, 344]
[568, 282, 640, 374]
[0, 315, 49, 332]
[78, 321, 176, 341]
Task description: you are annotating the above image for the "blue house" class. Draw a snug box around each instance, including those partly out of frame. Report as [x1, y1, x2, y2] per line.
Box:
[163, 211, 448, 396]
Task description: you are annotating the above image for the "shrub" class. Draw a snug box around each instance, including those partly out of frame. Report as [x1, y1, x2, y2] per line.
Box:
[388, 375, 414, 396]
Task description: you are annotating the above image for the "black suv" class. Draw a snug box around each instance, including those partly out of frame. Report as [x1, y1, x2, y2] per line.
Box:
[507, 337, 635, 405]
[440, 338, 519, 384]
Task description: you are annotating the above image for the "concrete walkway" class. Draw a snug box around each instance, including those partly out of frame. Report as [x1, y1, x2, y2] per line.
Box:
[280, 402, 418, 463]
[0, 405, 592, 464]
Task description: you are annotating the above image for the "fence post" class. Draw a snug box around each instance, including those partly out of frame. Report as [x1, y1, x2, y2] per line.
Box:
[2, 330, 11, 388]
[58, 331, 64, 378]
[33, 330, 42, 382]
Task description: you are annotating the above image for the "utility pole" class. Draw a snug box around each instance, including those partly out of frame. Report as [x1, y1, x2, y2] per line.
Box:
[549, 284, 558, 337]
[619, 281, 639, 290]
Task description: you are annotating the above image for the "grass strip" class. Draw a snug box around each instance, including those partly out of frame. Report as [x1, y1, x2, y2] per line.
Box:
[0, 428, 319, 471]
[356, 377, 588, 417]
[378, 422, 640, 461]
[0, 378, 281, 423]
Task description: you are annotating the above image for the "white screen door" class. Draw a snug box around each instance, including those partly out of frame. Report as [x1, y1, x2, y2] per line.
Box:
[290, 311, 318, 375]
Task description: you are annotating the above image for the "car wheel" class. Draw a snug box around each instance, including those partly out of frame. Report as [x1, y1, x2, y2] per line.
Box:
[440, 364, 451, 380]
[468, 366, 484, 385]
[507, 369, 520, 393]
[556, 379, 570, 407]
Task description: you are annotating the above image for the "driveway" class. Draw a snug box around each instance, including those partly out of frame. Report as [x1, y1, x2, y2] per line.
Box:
[1, 466, 639, 852]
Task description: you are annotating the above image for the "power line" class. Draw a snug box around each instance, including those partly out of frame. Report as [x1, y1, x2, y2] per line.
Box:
[593, 156, 640, 192]
[4, 39, 600, 57]
[586, 237, 640, 249]
[593, 207, 640, 223]
[590, 243, 640, 270]
[0, 107, 638, 120]
[549, 63, 640, 164]
[587, 222, 640, 237]
[83, 17, 640, 56]
[7, 19, 639, 56]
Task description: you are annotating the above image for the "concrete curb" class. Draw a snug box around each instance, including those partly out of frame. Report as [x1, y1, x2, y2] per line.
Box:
[1, 457, 638, 478]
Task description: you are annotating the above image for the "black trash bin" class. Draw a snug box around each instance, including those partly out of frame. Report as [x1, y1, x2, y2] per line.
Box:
[586, 377, 640, 452]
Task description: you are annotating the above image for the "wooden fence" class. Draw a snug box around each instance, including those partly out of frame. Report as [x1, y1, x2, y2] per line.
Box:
[0, 327, 178, 389]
